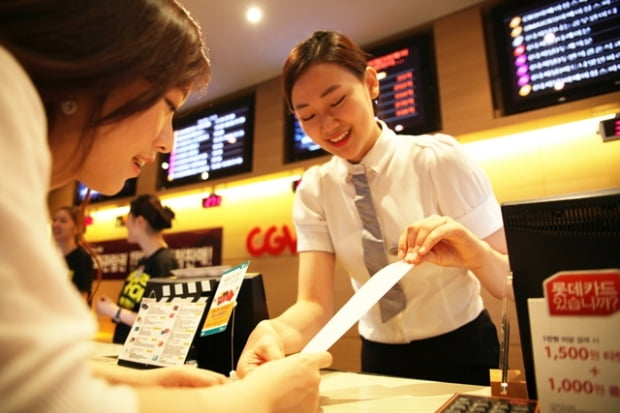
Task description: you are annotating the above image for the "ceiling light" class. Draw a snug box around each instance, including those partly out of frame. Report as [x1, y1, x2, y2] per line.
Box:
[246, 6, 263, 24]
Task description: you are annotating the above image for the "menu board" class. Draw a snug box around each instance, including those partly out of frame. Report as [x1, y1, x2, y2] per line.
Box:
[490, 0, 620, 115]
[160, 94, 254, 188]
[283, 114, 326, 163]
[368, 32, 441, 135]
[369, 48, 417, 132]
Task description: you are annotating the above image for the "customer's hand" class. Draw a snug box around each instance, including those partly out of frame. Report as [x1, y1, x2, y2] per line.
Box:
[137, 365, 229, 387]
[91, 362, 228, 387]
[236, 332, 285, 378]
[240, 351, 333, 413]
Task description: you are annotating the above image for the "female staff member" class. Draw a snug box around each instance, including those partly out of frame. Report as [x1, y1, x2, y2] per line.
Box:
[0, 2, 330, 412]
[97, 194, 179, 344]
[238, 30, 509, 386]
[52, 205, 96, 303]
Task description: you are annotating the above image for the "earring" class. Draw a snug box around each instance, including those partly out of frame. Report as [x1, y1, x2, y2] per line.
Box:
[60, 99, 78, 115]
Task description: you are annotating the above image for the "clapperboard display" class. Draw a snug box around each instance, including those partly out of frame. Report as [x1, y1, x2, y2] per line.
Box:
[117, 262, 249, 369]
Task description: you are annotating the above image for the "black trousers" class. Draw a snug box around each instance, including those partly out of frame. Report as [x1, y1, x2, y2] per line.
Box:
[361, 309, 499, 385]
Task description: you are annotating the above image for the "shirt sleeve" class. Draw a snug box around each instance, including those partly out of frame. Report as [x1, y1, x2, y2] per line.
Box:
[421, 133, 503, 239]
[292, 165, 335, 253]
[0, 46, 138, 413]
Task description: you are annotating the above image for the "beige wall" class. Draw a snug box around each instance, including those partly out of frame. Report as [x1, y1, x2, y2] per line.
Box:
[49, 4, 620, 374]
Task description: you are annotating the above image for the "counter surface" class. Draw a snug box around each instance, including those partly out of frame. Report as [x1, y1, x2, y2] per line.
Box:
[319, 369, 489, 412]
[91, 341, 490, 412]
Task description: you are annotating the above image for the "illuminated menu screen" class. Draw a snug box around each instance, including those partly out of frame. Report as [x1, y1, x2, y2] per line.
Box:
[368, 34, 440, 134]
[369, 48, 419, 133]
[160, 95, 254, 188]
[284, 114, 326, 163]
[492, 0, 620, 114]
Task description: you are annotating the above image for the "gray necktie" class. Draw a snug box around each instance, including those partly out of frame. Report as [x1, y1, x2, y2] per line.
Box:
[351, 166, 406, 322]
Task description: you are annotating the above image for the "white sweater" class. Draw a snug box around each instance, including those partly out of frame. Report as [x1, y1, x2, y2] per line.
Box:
[0, 46, 138, 412]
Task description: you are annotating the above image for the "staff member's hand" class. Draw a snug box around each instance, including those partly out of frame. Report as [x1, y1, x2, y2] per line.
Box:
[397, 214, 483, 269]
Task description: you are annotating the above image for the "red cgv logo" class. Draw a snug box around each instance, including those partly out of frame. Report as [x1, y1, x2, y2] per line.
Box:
[246, 225, 297, 256]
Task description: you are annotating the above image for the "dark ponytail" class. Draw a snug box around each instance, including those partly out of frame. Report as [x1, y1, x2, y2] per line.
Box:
[129, 194, 175, 232]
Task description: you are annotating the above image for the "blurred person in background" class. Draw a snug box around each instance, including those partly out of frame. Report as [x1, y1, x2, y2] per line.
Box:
[96, 194, 179, 344]
[52, 205, 97, 303]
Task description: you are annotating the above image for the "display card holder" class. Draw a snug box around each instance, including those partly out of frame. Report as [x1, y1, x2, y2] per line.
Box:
[527, 269, 620, 413]
[117, 262, 249, 369]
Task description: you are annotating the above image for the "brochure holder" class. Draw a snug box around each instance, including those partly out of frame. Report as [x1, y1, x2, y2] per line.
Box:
[117, 262, 249, 369]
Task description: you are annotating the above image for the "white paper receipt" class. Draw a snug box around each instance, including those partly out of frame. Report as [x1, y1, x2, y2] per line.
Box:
[301, 261, 414, 353]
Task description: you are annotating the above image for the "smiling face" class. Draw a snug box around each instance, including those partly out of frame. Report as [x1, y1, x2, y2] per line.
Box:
[50, 84, 186, 195]
[51, 208, 77, 244]
[291, 63, 381, 163]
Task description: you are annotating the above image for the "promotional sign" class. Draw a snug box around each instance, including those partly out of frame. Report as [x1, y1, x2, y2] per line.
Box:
[200, 261, 249, 337]
[528, 269, 620, 413]
[118, 297, 208, 367]
[118, 261, 251, 368]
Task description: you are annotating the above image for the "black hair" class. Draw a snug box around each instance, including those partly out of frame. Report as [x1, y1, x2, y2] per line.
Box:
[0, 0, 211, 171]
[282, 30, 370, 111]
[129, 194, 175, 232]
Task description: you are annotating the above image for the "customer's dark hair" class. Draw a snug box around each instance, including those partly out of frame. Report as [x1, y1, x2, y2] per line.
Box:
[282, 30, 370, 111]
[129, 194, 175, 232]
[0, 0, 211, 167]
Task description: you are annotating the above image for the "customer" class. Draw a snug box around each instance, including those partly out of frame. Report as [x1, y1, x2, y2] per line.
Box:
[97, 194, 180, 344]
[52, 205, 96, 303]
[0, 2, 331, 413]
[238, 30, 509, 386]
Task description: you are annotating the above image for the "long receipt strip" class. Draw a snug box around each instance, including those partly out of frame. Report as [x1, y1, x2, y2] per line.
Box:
[302, 261, 414, 353]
